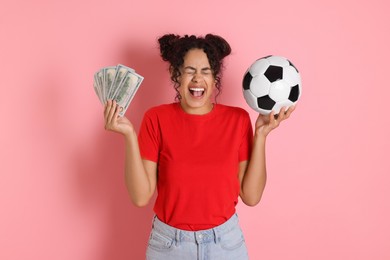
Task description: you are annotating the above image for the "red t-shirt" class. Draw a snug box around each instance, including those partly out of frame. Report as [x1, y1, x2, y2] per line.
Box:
[138, 103, 253, 231]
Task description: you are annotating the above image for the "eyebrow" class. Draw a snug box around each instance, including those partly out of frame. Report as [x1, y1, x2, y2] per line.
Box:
[183, 66, 212, 71]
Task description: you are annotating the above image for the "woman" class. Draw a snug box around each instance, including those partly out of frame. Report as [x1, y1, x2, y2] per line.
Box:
[104, 34, 294, 259]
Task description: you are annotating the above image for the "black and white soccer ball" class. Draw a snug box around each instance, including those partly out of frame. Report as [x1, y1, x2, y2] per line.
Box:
[242, 55, 302, 115]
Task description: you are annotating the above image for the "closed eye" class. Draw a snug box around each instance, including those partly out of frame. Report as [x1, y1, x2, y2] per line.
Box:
[182, 66, 213, 76]
[201, 69, 212, 75]
[183, 68, 196, 75]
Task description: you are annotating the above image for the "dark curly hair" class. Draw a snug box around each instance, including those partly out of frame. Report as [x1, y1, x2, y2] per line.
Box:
[158, 33, 232, 101]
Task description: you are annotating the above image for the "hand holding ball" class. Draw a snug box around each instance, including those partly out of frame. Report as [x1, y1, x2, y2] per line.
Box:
[242, 55, 302, 115]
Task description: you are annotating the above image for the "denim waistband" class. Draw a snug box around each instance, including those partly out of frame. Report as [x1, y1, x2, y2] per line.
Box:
[151, 213, 239, 244]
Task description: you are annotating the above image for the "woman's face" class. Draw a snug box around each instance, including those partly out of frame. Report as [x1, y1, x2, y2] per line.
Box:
[176, 48, 216, 115]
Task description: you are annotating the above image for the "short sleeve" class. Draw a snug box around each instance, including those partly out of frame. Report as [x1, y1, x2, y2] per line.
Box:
[238, 111, 253, 162]
[138, 111, 160, 162]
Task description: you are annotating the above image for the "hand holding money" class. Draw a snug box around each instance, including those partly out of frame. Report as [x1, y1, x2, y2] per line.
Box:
[93, 64, 144, 116]
[104, 99, 135, 136]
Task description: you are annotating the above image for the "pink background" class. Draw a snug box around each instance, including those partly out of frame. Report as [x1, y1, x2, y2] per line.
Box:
[1, 0, 389, 259]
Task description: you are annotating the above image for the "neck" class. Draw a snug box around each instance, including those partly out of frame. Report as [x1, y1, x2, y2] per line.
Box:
[179, 102, 214, 115]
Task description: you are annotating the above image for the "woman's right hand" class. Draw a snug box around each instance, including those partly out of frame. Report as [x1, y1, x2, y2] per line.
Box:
[104, 100, 134, 136]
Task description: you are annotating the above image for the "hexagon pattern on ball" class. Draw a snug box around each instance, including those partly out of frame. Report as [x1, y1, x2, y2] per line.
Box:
[242, 55, 302, 115]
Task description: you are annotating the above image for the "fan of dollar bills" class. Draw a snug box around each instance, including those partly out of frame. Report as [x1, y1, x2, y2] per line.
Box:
[93, 64, 144, 116]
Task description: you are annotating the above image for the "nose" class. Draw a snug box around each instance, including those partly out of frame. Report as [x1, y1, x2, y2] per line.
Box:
[192, 72, 202, 83]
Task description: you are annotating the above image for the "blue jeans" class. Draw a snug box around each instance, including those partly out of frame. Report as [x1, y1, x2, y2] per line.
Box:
[146, 213, 249, 260]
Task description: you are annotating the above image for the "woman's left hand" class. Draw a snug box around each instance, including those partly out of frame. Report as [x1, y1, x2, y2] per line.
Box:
[255, 106, 295, 138]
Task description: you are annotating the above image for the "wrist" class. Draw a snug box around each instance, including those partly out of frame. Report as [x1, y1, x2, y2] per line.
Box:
[124, 128, 137, 141]
[254, 132, 267, 145]
[254, 128, 268, 140]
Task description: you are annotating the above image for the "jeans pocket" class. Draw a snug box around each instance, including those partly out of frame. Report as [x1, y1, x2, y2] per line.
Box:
[148, 229, 174, 252]
[220, 227, 245, 251]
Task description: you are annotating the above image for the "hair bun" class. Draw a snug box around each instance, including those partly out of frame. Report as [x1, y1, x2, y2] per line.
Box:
[158, 34, 180, 62]
[205, 34, 232, 59]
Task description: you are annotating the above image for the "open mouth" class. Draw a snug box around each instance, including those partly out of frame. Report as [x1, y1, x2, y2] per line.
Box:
[189, 87, 205, 97]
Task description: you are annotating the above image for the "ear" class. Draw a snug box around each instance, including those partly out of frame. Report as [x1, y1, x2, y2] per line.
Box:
[213, 76, 218, 87]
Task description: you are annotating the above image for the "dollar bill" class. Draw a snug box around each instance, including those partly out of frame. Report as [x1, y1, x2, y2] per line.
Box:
[108, 65, 129, 100]
[97, 70, 105, 103]
[121, 73, 143, 116]
[93, 64, 144, 116]
[93, 72, 104, 105]
[113, 70, 144, 116]
[93, 77, 101, 104]
[103, 66, 116, 103]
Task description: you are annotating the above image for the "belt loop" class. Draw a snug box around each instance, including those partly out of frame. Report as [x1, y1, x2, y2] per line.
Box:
[213, 228, 219, 244]
[175, 229, 181, 246]
[151, 215, 156, 229]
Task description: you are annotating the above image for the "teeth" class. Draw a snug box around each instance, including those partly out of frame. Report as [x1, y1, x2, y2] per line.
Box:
[190, 88, 205, 91]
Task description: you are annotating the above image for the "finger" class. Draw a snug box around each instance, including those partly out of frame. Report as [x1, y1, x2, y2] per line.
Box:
[104, 100, 112, 122]
[270, 111, 278, 127]
[285, 105, 296, 118]
[110, 104, 121, 125]
[279, 106, 294, 122]
[278, 107, 287, 121]
[107, 100, 117, 126]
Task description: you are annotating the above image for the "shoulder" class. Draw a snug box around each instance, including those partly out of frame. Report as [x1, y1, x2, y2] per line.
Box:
[144, 103, 177, 117]
[217, 104, 250, 118]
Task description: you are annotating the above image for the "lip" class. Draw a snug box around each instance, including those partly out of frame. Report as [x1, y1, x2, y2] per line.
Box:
[189, 87, 205, 98]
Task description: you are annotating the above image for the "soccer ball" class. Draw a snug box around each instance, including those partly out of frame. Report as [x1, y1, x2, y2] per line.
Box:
[242, 55, 302, 115]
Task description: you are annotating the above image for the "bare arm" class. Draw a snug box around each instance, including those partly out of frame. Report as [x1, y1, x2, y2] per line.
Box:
[239, 106, 295, 206]
[104, 100, 157, 207]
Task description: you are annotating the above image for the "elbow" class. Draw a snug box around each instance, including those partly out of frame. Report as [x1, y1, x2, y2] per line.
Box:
[132, 198, 150, 208]
[130, 194, 152, 208]
[242, 197, 261, 207]
[240, 180, 266, 207]
[126, 186, 155, 208]
[240, 191, 264, 207]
